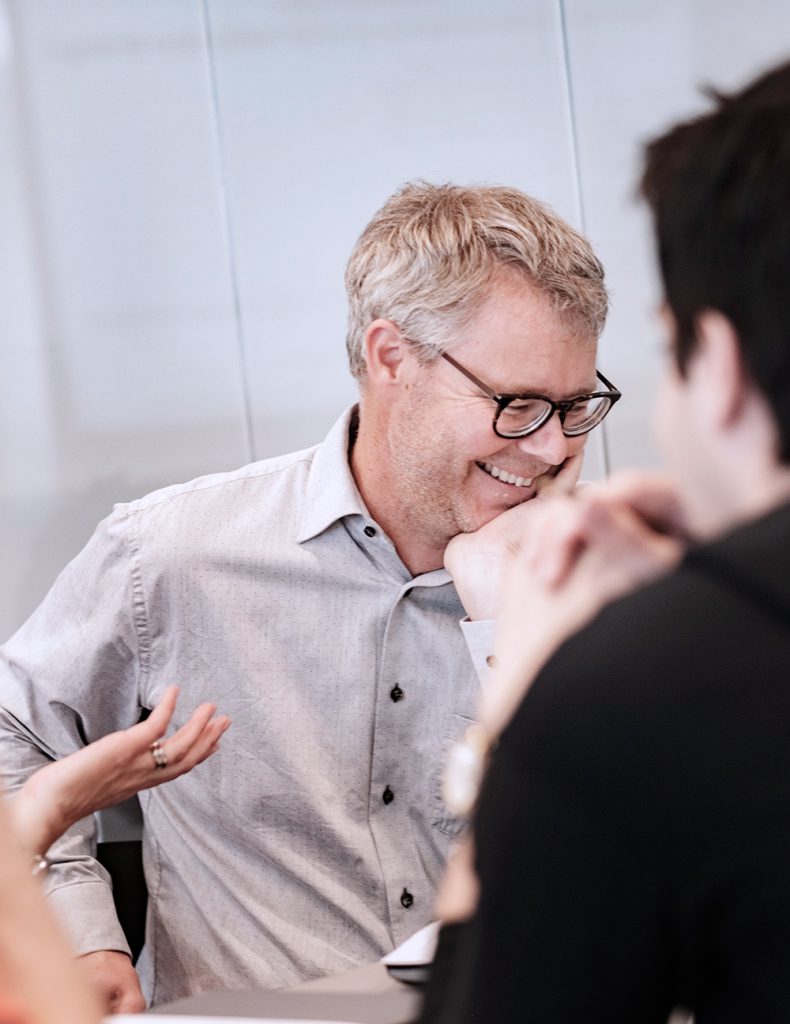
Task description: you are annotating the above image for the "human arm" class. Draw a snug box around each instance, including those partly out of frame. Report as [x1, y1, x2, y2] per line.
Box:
[434, 832, 479, 925]
[0, 795, 103, 1024]
[6, 686, 228, 1017]
[10, 685, 230, 858]
[479, 472, 685, 737]
[429, 477, 692, 1020]
[444, 452, 585, 623]
[0, 508, 168, 1008]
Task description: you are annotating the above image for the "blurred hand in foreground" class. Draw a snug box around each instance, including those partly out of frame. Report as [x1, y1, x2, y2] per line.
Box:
[0, 798, 104, 1024]
[480, 472, 686, 738]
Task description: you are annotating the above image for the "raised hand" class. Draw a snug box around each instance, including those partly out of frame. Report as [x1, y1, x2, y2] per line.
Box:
[444, 452, 585, 621]
[479, 472, 685, 738]
[11, 686, 230, 857]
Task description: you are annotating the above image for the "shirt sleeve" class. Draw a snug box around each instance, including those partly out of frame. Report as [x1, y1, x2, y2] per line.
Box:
[459, 618, 496, 686]
[0, 505, 148, 957]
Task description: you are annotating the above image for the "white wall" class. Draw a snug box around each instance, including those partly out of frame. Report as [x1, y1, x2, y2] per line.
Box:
[564, 0, 790, 471]
[2, 0, 789, 642]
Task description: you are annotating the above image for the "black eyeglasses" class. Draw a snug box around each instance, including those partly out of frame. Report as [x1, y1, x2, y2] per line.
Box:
[441, 351, 621, 439]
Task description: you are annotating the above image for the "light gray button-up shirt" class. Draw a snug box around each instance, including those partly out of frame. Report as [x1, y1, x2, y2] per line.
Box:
[0, 407, 492, 1005]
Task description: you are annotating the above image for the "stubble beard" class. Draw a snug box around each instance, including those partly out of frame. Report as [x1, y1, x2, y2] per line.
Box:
[387, 439, 509, 547]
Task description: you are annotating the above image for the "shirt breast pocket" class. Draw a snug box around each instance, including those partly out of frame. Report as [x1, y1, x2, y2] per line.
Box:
[431, 712, 476, 840]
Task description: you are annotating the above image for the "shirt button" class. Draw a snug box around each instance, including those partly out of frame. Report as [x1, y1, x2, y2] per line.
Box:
[363, 525, 376, 538]
[390, 686, 404, 702]
[382, 785, 394, 805]
[400, 888, 414, 909]
[486, 654, 498, 668]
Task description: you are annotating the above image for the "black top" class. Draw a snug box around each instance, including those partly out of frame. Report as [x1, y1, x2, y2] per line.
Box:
[422, 501, 790, 1023]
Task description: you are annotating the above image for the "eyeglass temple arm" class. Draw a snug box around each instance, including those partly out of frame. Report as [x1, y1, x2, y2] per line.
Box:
[596, 368, 620, 395]
[440, 351, 501, 401]
[444, 350, 620, 401]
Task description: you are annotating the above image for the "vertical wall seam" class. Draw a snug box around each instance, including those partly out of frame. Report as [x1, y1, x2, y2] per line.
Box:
[199, 0, 257, 463]
[555, 0, 613, 477]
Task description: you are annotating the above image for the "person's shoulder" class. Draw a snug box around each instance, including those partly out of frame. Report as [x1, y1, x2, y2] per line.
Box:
[503, 543, 790, 789]
[114, 442, 320, 524]
[491, 568, 713, 849]
[90, 444, 322, 568]
[501, 563, 734, 778]
[552, 511, 790, 710]
[546, 557, 741, 699]
[496, 533, 790, 868]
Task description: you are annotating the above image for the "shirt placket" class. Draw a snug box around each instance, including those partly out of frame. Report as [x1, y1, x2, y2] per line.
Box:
[367, 570, 454, 946]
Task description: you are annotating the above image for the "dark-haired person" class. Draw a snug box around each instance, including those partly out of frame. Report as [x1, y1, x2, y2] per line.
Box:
[422, 58, 790, 1023]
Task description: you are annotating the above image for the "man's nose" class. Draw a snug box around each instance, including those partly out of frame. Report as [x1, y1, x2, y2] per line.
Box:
[513, 411, 570, 466]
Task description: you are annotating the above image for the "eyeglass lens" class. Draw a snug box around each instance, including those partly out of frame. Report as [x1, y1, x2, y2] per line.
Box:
[496, 394, 612, 438]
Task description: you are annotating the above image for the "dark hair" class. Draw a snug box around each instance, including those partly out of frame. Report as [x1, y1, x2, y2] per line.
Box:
[641, 60, 790, 461]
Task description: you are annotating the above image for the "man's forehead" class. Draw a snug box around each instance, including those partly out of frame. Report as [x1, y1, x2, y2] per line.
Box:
[475, 267, 594, 329]
[507, 365, 598, 399]
[469, 336, 599, 398]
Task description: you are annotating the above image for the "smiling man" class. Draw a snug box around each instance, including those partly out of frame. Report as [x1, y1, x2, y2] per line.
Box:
[0, 182, 613, 1009]
[348, 185, 613, 605]
[351, 270, 609, 575]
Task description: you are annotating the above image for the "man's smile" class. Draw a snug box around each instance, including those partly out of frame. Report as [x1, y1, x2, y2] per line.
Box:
[476, 460, 535, 489]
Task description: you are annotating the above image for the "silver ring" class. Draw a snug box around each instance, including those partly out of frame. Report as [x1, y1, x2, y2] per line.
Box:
[150, 739, 168, 770]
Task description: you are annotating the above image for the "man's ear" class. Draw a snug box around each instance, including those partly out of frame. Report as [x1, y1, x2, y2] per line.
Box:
[362, 319, 410, 386]
[692, 310, 746, 430]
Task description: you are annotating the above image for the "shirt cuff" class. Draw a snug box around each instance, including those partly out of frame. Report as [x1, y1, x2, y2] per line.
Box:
[46, 880, 131, 959]
[460, 618, 496, 686]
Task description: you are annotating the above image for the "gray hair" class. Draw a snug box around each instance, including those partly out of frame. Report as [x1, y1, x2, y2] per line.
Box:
[345, 181, 608, 381]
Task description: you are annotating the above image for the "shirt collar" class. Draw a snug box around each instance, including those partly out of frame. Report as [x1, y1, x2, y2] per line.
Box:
[296, 405, 454, 589]
[297, 405, 369, 544]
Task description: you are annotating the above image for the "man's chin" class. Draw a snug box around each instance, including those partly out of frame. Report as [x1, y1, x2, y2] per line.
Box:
[493, 483, 538, 511]
[462, 492, 536, 532]
[502, 489, 536, 511]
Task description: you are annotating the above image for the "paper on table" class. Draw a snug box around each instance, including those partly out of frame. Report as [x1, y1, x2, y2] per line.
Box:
[381, 919, 440, 967]
[111, 1018, 361, 1023]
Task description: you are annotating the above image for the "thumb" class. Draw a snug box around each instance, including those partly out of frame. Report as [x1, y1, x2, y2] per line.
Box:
[534, 451, 584, 498]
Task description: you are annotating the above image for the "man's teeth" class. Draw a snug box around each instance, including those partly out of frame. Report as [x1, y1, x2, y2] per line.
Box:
[480, 462, 533, 488]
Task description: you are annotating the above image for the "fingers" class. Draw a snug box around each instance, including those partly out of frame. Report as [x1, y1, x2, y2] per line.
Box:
[534, 451, 584, 497]
[516, 470, 684, 591]
[597, 471, 688, 538]
[515, 494, 586, 587]
[164, 702, 217, 762]
[163, 709, 231, 770]
[187, 716, 232, 768]
[138, 685, 179, 743]
[517, 492, 681, 607]
[135, 688, 226, 758]
[34, 694, 231, 826]
[592, 499, 683, 578]
[135, 691, 231, 783]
